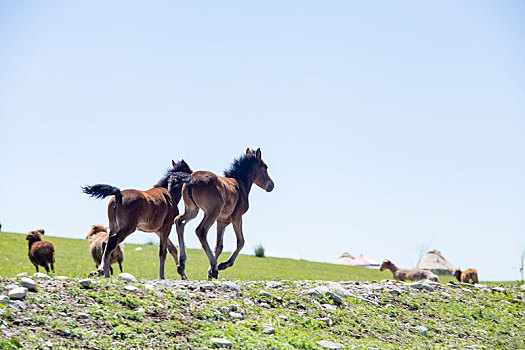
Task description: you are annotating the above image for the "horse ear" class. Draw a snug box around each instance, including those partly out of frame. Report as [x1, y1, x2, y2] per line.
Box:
[172, 159, 176, 167]
[255, 148, 261, 159]
[38, 229, 45, 235]
[181, 159, 188, 167]
[245, 148, 252, 156]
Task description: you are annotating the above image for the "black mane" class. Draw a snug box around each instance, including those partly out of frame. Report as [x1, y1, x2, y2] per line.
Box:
[223, 151, 259, 181]
[154, 161, 192, 189]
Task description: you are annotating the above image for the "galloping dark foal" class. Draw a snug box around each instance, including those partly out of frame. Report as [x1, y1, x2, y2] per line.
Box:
[82, 160, 193, 279]
[173, 148, 274, 279]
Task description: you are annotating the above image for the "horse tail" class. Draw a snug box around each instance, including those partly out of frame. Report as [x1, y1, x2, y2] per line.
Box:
[82, 184, 122, 202]
[167, 173, 196, 204]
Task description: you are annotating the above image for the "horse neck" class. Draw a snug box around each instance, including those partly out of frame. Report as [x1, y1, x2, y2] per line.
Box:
[388, 263, 399, 273]
[27, 238, 39, 250]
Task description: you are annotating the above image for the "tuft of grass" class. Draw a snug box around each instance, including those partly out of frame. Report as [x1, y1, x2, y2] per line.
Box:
[254, 244, 265, 258]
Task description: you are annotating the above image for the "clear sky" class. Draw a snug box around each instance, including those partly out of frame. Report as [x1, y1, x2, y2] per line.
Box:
[1, 1, 524, 281]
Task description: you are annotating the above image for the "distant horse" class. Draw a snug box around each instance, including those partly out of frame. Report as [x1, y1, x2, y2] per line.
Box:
[82, 159, 193, 279]
[173, 148, 274, 279]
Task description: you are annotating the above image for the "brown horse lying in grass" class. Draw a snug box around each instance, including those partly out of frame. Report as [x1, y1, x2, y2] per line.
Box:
[454, 268, 479, 284]
[380, 259, 439, 282]
[173, 148, 274, 279]
[82, 159, 193, 279]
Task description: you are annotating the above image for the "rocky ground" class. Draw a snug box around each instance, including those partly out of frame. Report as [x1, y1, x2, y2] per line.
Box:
[1, 273, 524, 349]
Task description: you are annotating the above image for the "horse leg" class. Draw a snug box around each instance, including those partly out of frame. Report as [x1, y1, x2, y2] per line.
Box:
[118, 260, 123, 273]
[195, 210, 221, 280]
[218, 216, 245, 271]
[214, 221, 229, 259]
[44, 264, 50, 273]
[34, 264, 39, 273]
[174, 205, 199, 279]
[167, 239, 187, 279]
[93, 226, 133, 278]
[51, 263, 54, 273]
[158, 226, 173, 280]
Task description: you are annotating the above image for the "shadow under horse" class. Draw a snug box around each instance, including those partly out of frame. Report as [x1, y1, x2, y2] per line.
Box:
[82, 159, 193, 279]
[172, 148, 274, 279]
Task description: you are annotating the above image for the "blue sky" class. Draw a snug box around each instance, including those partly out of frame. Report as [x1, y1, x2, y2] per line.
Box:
[1, 1, 524, 280]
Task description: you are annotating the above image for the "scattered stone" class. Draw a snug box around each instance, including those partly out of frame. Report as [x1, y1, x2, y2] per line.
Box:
[222, 281, 240, 292]
[491, 287, 505, 294]
[415, 325, 428, 336]
[258, 290, 272, 298]
[266, 281, 282, 288]
[134, 247, 143, 251]
[229, 312, 243, 320]
[306, 286, 329, 296]
[124, 285, 138, 292]
[326, 292, 343, 306]
[5, 284, 18, 291]
[316, 340, 343, 349]
[277, 315, 288, 321]
[260, 302, 270, 308]
[520, 284, 525, 291]
[79, 279, 93, 288]
[263, 327, 275, 334]
[10, 300, 27, 310]
[441, 292, 451, 298]
[8, 287, 27, 300]
[144, 284, 154, 291]
[77, 312, 90, 319]
[20, 277, 37, 291]
[119, 273, 137, 282]
[54, 276, 69, 281]
[16, 273, 27, 278]
[328, 282, 353, 297]
[137, 308, 145, 314]
[389, 289, 401, 295]
[422, 283, 435, 292]
[33, 272, 51, 279]
[322, 303, 337, 311]
[228, 304, 238, 312]
[317, 317, 332, 326]
[220, 306, 230, 314]
[200, 283, 215, 292]
[0, 295, 10, 305]
[243, 298, 255, 307]
[210, 337, 232, 348]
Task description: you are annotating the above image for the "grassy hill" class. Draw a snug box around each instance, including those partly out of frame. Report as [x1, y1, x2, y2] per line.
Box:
[1, 231, 524, 349]
[0, 231, 444, 282]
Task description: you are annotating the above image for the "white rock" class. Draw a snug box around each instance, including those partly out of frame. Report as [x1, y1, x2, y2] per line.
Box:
[520, 284, 525, 291]
[328, 282, 353, 297]
[8, 287, 27, 300]
[54, 276, 69, 280]
[306, 285, 329, 296]
[258, 290, 272, 298]
[317, 317, 332, 326]
[134, 247, 143, 251]
[16, 273, 27, 278]
[243, 298, 255, 307]
[229, 311, 243, 320]
[79, 279, 93, 288]
[260, 302, 270, 308]
[20, 277, 36, 291]
[210, 337, 232, 348]
[492, 287, 505, 293]
[0, 295, 10, 305]
[118, 273, 137, 282]
[33, 272, 51, 279]
[322, 304, 337, 311]
[200, 283, 215, 291]
[263, 327, 275, 335]
[220, 306, 230, 314]
[5, 284, 18, 290]
[77, 312, 90, 319]
[441, 292, 451, 298]
[144, 284, 155, 291]
[124, 285, 138, 292]
[415, 325, 428, 335]
[222, 281, 240, 292]
[316, 340, 343, 349]
[277, 315, 288, 321]
[265, 281, 282, 288]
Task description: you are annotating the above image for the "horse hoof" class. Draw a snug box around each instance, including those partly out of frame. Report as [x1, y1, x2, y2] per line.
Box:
[207, 268, 219, 280]
[89, 270, 102, 277]
[218, 262, 228, 271]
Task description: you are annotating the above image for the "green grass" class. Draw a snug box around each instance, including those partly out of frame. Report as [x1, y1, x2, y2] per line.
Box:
[0, 231, 416, 281]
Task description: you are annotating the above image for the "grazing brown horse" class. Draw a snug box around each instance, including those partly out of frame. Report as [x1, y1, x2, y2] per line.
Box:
[82, 159, 193, 279]
[173, 148, 274, 279]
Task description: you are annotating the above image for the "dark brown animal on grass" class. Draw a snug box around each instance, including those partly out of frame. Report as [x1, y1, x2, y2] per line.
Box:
[86, 225, 124, 275]
[380, 259, 439, 282]
[173, 148, 274, 279]
[26, 230, 55, 273]
[454, 268, 479, 284]
[82, 159, 193, 279]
